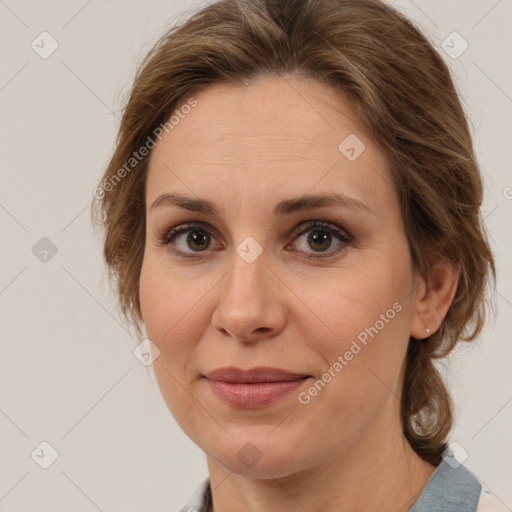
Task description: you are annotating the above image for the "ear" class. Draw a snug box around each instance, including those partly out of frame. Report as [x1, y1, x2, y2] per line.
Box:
[410, 258, 459, 339]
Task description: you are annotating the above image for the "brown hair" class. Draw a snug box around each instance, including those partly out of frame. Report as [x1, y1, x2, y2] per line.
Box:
[91, 0, 495, 465]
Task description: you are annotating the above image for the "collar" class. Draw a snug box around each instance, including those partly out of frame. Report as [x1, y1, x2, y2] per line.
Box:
[409, 459, 482, 511]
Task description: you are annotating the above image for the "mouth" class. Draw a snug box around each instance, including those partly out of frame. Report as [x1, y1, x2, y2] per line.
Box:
[202, 366, 312, 408]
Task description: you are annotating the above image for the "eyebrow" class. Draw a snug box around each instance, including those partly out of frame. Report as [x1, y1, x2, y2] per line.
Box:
[150, 191, 372, 216]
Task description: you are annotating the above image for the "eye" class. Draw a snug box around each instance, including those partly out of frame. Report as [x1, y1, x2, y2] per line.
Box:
[158, 220, 352, 259]
[287, 220, 352, 259]
[158, 222, 218, 258]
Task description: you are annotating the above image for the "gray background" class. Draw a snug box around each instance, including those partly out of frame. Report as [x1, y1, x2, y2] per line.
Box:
[0, 0, 511, 510]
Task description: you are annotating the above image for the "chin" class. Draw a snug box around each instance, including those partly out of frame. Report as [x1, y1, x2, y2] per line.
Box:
[201, 427, 310, 479]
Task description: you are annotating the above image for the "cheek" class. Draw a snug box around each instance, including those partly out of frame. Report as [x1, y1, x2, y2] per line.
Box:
[308, 250, 411, 341]
[308, 281, 409, 388]
[301, 245, 414, 395]
[139, 253, 220, 389]
[139, 254, 208, 350]
[139, 256, 209, 436]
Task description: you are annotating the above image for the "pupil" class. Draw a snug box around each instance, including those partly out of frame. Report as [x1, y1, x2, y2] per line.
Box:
[308, 231, 331, 251]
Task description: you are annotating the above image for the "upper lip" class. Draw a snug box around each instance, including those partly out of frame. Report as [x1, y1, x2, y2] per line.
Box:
[203, 366, 310, 383]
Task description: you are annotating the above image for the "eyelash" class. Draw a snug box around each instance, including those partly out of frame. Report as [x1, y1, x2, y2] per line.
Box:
[157, 220, 353, 260]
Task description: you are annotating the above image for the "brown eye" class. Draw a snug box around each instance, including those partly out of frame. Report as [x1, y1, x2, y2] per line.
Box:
[184, 230, 211, 251]
[160, 220, 352, 260]
[289, 220, 352, 259]
[306, 230, 333, 252]
[160, 222, 218, 258]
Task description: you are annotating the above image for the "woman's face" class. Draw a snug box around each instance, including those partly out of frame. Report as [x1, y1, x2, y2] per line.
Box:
[140, 75, 426, 478]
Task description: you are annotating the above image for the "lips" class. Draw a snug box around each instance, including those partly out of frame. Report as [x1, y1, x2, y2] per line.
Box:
[203, 366, 311, 408]
[203, 366, 310, 383]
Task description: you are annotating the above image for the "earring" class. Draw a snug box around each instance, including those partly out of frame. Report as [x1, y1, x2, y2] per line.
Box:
[426, 328, 431, 335]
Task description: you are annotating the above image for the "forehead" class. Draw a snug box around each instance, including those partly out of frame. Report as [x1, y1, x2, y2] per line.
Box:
[146, 75, 396, 213]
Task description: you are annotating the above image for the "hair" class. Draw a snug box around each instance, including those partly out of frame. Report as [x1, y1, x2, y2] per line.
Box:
[91, 0, 496, 466]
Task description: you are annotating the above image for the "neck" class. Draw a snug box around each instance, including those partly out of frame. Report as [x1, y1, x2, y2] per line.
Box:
[206, 424, 437, 512]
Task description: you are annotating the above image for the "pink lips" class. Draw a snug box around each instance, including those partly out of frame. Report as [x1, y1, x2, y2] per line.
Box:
[203, 366, 311, 408]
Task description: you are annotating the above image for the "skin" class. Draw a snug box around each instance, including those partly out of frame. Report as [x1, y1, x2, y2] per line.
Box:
[139, 74, 459, 512]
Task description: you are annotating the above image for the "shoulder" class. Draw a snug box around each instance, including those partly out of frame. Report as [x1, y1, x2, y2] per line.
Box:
[409, 458, 510, 512]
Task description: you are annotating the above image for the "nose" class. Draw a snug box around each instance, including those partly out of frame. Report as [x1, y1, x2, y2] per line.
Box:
[211, 248, 287, 343]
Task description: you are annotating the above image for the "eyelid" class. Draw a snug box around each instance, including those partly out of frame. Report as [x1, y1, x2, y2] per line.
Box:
[157, 221, 215, 245]
[290, 220, 352, 241]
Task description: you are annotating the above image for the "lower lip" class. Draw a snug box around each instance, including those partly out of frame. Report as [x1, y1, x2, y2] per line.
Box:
[205, 378, 310, 408]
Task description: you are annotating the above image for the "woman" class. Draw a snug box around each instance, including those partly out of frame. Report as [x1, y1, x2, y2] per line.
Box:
[92, 0, 502, 510]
